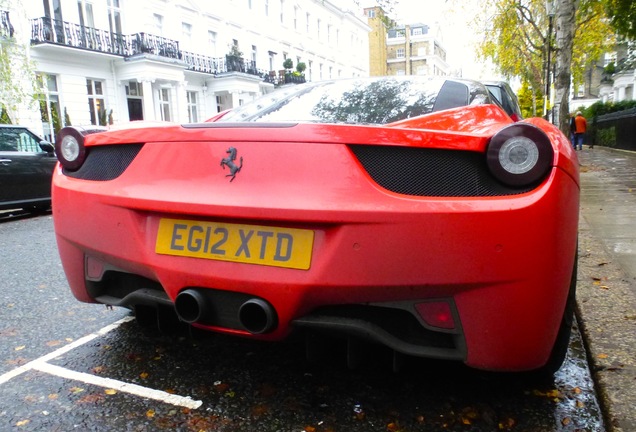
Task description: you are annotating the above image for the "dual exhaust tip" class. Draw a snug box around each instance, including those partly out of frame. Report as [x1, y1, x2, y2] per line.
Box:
[174, 289, 277, 334]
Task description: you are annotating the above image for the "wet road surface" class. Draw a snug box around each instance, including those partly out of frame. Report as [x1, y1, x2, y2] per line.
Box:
[1, 213, 605, 431]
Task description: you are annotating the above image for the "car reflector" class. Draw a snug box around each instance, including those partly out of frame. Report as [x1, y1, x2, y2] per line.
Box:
[415, 301, 455, 330]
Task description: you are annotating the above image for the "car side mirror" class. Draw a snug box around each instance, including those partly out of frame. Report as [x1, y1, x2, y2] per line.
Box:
[39, 141, 55, 154]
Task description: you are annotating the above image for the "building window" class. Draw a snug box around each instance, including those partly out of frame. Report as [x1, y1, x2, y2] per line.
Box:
[280, 0, 284, 24]
[396, 69, 405, 76]
[268, 51, 275, 71]
[317, 18, 321, 39]
[77, 0, 95, 28]
[293, 6, 298, 30]
[159, 88, 171, 121]
[413, 27, 423, 36]
[181, 22, 192, 50]
[216, 95, 223, 113]
[265, 0, 269, 16]
[367, 9, 376, 18]
[125, 81, 143, 97]
[577, 85, 585, 98]
[187, 91, 198, 123]
[37, 73, 62, 143]
[107, 0, 122, 34]
[306, 13, 310, 33]
[208, 30, 217, 56]
[251, 45, 257, 65]
[153, 13, 163, 36]
[248, 0, 252, 9]
[396, 48, 405, 58]
[86, 79, 105, 126]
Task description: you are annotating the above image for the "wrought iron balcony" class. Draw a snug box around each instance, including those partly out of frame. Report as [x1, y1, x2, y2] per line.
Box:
[1, 10, 14, 38]
[29, 17, 304, 86]
[31, 17, 129, 55]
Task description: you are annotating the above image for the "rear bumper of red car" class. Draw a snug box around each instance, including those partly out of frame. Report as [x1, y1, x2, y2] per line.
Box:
[53, 158, 578, 372]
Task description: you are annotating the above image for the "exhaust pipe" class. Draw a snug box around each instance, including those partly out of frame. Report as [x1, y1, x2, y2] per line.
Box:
[238, 298, 278, 334]
[174, 289, 209, 324]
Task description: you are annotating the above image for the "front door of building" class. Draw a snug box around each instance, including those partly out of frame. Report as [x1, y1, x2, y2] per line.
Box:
[127, 99, 143, 121]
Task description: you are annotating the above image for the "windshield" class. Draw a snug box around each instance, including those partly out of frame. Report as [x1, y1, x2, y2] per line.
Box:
[218, 77, 487, 125]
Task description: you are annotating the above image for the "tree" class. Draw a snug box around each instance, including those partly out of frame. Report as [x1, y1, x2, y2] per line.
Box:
[517, 79, 537, 118]
[0, 0, 40, 122]
[475, 0, 613, 133]
[605, 0, 636, 39]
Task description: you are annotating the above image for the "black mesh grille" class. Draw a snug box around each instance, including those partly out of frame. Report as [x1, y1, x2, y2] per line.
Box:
[64, 144, 143, 181]
[350, 145, 535, 197]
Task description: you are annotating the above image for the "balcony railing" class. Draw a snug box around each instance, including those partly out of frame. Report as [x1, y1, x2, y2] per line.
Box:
[1, 10, 14, 38]
[29, 16, 298, 86]
[31, 17, 129, 55]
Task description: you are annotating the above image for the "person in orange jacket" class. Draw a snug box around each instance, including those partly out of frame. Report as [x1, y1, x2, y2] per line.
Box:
[573, 111, 587, 150]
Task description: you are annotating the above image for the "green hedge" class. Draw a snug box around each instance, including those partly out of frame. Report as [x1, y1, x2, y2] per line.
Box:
[581, 100, 636, 118]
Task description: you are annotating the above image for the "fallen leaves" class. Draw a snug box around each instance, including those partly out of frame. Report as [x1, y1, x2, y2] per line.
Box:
[78, 393, 105, 404]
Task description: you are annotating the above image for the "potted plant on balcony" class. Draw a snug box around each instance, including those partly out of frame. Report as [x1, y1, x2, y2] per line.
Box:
[226, 45, 244, 72]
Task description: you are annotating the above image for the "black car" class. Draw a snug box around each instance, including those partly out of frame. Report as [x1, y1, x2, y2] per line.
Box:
[483, 81, 523, 121]
[0, 125, 56, 212]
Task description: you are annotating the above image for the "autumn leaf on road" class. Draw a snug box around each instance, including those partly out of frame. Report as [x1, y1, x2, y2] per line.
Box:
[78, 393, 105, 404]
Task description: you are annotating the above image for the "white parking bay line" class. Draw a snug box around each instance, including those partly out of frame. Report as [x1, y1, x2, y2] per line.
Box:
[33, 362, 202, 409]
[0, 316, 202, 409]
[0, 316, 135, 386]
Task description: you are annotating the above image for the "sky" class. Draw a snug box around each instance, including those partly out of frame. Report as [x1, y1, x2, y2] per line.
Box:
[386, 0, 501, 80]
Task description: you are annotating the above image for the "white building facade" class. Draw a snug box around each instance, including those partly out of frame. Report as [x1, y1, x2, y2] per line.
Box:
[3, 0, 370, 141]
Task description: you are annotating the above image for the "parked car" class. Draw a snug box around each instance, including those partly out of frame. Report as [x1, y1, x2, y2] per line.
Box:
[483, 80, 524, 121]
[52, 76, 579, 373]
[0, 125, 56, 212]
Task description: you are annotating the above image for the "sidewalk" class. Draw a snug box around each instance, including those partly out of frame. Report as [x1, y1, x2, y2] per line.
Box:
[576, 147, 636, 432]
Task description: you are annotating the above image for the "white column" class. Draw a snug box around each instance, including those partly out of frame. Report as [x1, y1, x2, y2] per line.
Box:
[175, 82, 188, 123]
[617, 85, 626, 102]
[141, 79, 155, 121]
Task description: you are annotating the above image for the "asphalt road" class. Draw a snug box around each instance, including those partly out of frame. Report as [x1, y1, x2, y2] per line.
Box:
[0, 208, 606, 431]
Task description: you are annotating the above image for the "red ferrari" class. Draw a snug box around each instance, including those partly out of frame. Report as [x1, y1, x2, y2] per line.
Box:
[52, 77, 579, 373]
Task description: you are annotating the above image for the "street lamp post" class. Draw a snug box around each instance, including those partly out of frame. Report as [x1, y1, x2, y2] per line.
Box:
[544, 0, 556, 121]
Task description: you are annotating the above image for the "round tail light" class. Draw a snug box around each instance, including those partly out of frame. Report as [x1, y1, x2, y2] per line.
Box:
[486, 123, 554, 187]
[56, 127, 87, 171]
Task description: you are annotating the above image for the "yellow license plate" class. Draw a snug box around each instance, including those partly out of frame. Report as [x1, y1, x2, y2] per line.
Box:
[156, 218, 314, 270]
